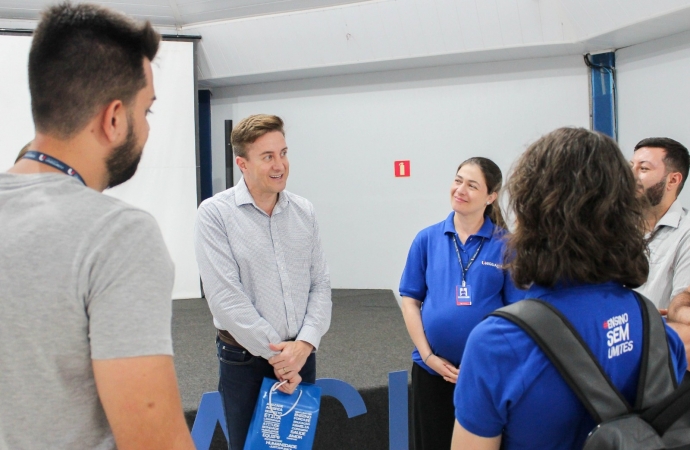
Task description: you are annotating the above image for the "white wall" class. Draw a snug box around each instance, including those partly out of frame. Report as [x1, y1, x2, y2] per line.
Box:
[210, 55, 590, 297]
[618, 30, 690, 208]
[0, 35, 33, 167]
[0, 36, 200, 299]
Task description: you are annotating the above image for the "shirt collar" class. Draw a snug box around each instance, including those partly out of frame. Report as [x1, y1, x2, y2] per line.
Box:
[234, 177, 289, 213]
[655, 198, 685, 230]
[442, 212, 495, 239]
[525, 280, 621, 298]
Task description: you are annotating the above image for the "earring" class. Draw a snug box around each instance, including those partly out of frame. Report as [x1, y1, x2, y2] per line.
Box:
[486, 202, 490, 205]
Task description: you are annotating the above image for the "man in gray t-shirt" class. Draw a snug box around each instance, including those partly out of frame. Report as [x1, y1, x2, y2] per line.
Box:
[0, 4, 193, 449]
[0, 175, 176, 448]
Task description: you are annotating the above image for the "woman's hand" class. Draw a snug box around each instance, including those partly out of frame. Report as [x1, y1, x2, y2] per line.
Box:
[427, 355, 459, 383]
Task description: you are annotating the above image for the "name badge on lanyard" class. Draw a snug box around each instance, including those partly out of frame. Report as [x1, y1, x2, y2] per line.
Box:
[456, 284, 472, 306]
[452, 234, 484, 306]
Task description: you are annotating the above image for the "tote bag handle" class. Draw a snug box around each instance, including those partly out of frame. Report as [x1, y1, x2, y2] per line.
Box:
[268, 380, 303, 417]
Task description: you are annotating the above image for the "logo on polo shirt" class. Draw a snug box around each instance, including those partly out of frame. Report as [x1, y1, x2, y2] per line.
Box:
[481, 261, 503, 269]
[604, 313, 634, 359]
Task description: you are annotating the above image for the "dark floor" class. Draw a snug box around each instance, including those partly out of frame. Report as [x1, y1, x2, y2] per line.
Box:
[172, 289, 413, 412]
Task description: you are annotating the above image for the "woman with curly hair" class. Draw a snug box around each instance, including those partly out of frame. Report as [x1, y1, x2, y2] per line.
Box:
[451, 128, 688, 449]
[400, 157, 519, 449]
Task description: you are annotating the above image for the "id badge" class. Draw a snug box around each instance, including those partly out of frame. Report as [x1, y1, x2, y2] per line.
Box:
[456, 285, 472, 306]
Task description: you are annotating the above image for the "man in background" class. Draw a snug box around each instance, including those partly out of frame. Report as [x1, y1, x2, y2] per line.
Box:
[15, 141, 31, 163]
[195, 114, 332, 450]
[0, 3, 193, 449]
[631, 137, 690, 309]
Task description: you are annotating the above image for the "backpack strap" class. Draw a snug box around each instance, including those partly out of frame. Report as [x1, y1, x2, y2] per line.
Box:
[632, 292, 677, 411]
[641, 377, 690, 435]
[491, 300, 631, 423]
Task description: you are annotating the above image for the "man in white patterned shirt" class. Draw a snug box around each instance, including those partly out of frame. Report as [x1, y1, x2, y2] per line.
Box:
[194, 114, 332, 450]
[631, 137, 690, 310]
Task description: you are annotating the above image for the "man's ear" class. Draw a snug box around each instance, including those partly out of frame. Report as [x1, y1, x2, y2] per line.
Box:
[100, 99, 127, 144]
[235, 156, 247, 173]
[668, 172, 683, 195]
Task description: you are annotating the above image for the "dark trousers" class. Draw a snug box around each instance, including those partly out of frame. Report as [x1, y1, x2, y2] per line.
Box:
[411, 362, 456, 450]
[216, 337, 316, 450]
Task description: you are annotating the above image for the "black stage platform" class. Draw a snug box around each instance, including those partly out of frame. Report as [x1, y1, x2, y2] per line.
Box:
[172, 289, 413, 450]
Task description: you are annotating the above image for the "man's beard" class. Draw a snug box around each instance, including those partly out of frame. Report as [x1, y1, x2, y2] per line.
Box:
[106, 117, 142, 189]
[643, 178, 666, 207]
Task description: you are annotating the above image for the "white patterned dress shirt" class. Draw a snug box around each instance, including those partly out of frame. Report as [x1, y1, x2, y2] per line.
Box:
[635, 198, 690, 309]
[194, 177, 331, 359]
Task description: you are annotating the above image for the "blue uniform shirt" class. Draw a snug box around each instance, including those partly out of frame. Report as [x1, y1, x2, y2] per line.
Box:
[399, 213, 519, 374]
[454, 282, 688, 450]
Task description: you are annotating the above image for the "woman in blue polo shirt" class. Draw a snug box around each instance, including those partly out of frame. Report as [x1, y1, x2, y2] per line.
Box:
[451, 128, 687, 450]
[399, 157, 518, 450]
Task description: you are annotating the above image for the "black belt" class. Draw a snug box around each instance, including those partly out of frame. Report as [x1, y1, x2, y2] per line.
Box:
[216, 329, 296, 350]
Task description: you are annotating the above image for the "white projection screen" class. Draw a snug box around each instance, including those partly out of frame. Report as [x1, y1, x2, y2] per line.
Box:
[0, 35, 200, 299]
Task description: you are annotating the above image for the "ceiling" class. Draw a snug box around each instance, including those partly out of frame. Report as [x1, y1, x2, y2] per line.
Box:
[0, 0, 373, 27]
[2, 0, 690, 87]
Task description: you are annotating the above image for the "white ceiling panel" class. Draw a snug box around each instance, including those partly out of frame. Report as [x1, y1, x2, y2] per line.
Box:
[561, 0, 605, 38]
[434, 0, 467, 54]
[304, 9, 344, 66]
[180, 0, 367, 24]
[394, 0, 428, 57]
[219, 19, 259, 73]
[195, 38, 214, 79]
[516, 0, 544, 45]
[474, 0, 504, 48]
[355, 2, 396, 60]
[538, 0, 577, 43]
[4, 0, 690, 87]
[496, 0, 524, 47]
[455, 0, 486, 50]
[288, 11, 329, 67]
[273, 14, 315, 70]
[333, 8, 366, 63]
[407, 0, 447, 57]
[0, 0, 374, 26]
[583, 6, 690, 50]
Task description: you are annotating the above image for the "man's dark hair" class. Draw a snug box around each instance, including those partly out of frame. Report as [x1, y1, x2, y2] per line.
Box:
[634, 137, 690, 194]
[29, 2, 160, 139]
[507, 127, 648, 289]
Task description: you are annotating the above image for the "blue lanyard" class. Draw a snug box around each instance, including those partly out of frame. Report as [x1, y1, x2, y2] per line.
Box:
[452, 234, 484, 287]
[22, 151, 86, 186]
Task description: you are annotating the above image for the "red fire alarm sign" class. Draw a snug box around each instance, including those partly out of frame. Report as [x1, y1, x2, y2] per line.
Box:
[395, 160, 410, 177]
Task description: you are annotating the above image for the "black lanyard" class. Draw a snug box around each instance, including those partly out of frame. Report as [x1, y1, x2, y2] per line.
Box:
[452, 234, 484, 287]
[21, 151, 86, 186]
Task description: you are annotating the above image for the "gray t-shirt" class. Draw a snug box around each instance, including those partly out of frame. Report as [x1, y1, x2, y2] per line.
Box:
[0, 173, 174, 449]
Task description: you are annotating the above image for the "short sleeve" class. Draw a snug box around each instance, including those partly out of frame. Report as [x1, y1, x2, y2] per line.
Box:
[399, 233, 428, 301]
[454, 318, 525, 438]
[671, 228, 690, 300]
[84, 210, 174, 359]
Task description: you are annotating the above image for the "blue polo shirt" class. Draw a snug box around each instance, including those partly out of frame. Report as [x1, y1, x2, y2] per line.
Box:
[454, 282, 688, 450]
[399, 213, 520, 374]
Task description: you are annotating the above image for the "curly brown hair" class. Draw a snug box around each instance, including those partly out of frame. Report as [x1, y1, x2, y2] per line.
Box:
[506, 127, 648, 289]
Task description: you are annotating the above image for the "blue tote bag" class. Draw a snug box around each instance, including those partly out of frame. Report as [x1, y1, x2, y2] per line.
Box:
[244, 377, 322, 450]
